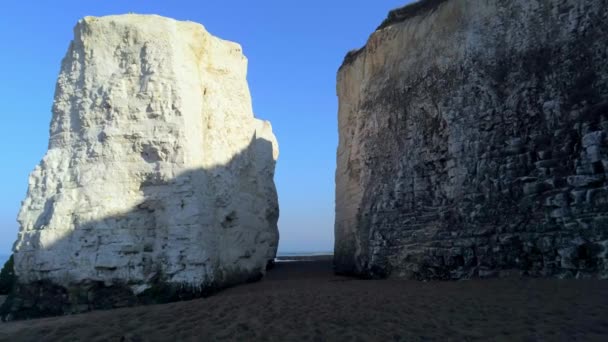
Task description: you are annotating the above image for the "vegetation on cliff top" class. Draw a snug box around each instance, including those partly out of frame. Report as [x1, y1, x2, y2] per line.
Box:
[377, 0, 449, 30]
[341, 0, 449, 69]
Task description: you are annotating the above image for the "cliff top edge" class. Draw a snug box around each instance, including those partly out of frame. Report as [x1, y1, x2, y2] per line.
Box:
[339, 0, 449, 71]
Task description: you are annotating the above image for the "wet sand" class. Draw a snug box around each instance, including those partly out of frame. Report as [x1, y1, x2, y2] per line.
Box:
[1, 256, 607, 341]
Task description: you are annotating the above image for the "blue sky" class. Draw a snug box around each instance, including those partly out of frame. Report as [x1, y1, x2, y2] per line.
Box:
[0, 0, 409, 255]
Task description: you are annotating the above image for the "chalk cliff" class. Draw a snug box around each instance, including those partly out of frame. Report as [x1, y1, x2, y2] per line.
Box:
[335, 0, 608, 279]
[7, 14, 279, 318]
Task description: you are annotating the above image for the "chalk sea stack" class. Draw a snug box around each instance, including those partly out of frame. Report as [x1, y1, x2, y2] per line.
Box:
[335, 0, 608, 280]
[5, 14, 279, 319]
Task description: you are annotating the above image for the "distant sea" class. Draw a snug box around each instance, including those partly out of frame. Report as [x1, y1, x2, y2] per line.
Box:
[277, 251, 333, 257]
[0, 252, 334, 267]
[275, 251, 333, 263]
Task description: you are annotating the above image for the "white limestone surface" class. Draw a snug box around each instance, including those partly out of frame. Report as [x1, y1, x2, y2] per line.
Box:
[13, 14, 279, 293]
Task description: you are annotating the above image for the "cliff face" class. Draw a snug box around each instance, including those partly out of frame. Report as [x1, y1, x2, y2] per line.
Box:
[8, 14, 279, 318]
[335, 0, 608, 280]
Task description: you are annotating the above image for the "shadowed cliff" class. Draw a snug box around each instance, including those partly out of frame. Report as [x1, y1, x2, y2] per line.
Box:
[2, 136, 279, 320]
[335, 0, 608, 280]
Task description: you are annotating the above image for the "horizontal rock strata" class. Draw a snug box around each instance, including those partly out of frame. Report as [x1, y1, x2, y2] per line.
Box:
[335, 0, 608, 280]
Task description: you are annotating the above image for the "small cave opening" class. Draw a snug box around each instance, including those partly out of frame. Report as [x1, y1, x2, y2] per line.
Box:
[221, 211, 238, 229]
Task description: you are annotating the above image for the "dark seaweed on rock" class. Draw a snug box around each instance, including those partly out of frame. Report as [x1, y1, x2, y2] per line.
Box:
[0, 255, 14, 295]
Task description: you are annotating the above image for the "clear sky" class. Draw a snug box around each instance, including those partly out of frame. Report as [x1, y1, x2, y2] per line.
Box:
[0, 0, 409, 255]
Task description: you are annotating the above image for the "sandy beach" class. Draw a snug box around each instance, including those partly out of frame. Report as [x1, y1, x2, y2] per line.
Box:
[1, 256, 607, 341]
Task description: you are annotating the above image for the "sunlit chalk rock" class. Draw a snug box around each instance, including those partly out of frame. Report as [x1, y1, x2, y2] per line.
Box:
[7, 14, 279, 319]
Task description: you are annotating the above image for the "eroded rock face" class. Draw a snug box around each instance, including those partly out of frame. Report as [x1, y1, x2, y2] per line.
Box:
[8, 14, 279, 318]
[335, 0, 608, 280]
